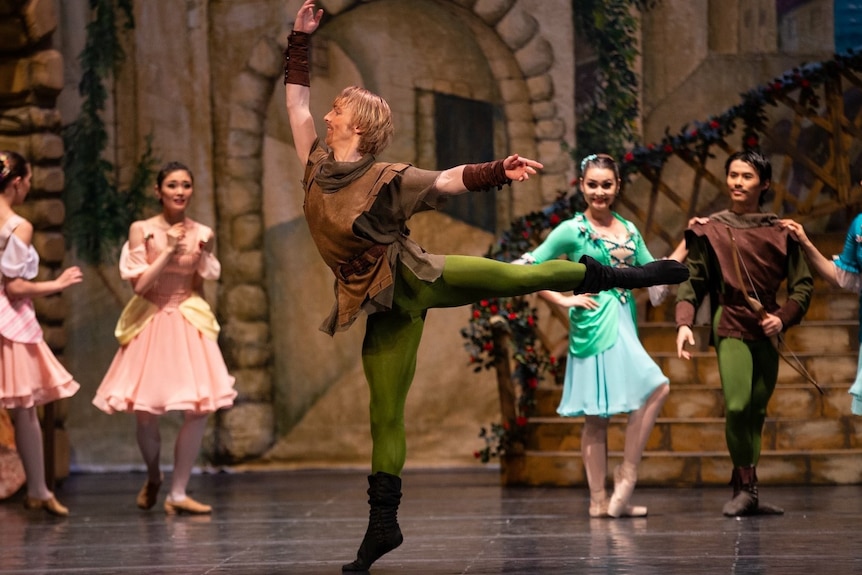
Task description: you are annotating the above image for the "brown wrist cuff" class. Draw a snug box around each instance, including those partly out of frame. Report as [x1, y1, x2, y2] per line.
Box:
[462, 160, 510, 192]
[284, 31, 311, 86]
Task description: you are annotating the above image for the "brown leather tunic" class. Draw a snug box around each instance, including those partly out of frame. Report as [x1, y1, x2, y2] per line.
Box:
[675, 210, 813, 341]
[303, 140, 446, 335]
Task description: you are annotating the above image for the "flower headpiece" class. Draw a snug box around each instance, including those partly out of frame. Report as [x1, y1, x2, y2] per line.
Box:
[580, 154, 599, 174]
[0, 152, 10, 181]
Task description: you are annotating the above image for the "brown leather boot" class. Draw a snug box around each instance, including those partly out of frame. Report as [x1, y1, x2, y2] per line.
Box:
[722, 466, 759, 516]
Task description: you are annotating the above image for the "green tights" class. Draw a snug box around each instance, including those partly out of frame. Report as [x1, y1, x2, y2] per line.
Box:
[715, 335, 779, 467]
[362, 255, 588, 475]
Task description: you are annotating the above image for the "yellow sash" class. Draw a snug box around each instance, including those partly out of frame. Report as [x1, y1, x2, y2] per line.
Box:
[114, 294, 220, 345]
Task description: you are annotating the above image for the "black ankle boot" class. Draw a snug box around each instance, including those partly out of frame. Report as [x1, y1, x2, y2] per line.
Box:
[722, 466, 759, 516]
[342, 472, 404, 572]
[574, 255, 689, 294]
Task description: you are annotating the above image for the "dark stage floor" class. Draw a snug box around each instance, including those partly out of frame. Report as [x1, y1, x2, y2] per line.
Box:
[1, 467, 860, 574]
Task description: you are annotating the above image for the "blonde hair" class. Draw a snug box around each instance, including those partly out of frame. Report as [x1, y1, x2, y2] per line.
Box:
[334, 86, 394, 156]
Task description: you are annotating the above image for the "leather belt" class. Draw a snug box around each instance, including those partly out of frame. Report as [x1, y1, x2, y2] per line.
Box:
[336, 243, 388, 282]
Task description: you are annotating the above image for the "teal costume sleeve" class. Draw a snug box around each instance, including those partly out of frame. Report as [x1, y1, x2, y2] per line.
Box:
[836, 213, 862, 274]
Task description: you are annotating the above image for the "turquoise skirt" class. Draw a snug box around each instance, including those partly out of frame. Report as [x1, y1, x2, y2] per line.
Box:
[557, 299, 668, 418]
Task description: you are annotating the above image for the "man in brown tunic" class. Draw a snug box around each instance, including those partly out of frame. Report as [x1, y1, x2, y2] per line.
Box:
[676, 150, 813, 516]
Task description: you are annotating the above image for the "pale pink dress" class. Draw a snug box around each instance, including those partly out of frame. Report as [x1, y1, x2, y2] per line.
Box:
[93, 220, 236, 415]
[0, 215, 80, 408]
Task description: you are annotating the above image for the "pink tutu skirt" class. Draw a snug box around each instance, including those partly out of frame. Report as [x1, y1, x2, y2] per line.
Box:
[93, 308, 236, 415]
[0, 335, 80, 409]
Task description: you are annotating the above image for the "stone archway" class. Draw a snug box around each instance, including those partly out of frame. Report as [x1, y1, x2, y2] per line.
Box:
[214, 0, 572, 462]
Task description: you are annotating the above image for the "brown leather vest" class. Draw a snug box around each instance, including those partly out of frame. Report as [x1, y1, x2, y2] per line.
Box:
[303, 161, 409, 331]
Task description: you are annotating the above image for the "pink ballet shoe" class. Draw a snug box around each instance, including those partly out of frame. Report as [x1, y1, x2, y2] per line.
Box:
[608, 462, 647, 517]
[164, 495, 212, 516]
[24, 495, 69, 517]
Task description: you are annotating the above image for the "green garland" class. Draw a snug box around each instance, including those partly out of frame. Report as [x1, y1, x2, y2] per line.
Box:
[63, 0, 158, 266]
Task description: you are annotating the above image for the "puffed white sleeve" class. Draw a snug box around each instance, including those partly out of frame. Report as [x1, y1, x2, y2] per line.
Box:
[197, 251, 221, 280]
[0, 234, 39, 280]
[119, 241, 149, 280]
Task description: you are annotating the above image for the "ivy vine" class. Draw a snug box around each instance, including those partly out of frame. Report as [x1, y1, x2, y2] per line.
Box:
[569, 0, 658, 166]
[63, 0, 158, 268]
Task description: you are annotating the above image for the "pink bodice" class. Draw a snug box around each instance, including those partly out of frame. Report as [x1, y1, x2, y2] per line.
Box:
[120, 219, 220, 310]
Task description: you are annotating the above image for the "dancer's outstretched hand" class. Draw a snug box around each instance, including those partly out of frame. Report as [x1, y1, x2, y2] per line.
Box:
[503, 154, 543, 182]
[294, 0, 323, 34]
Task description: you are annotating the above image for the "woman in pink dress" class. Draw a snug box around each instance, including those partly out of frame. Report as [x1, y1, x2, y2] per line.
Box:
[93, 161, 236, 515]
[0, 151, 82, 516]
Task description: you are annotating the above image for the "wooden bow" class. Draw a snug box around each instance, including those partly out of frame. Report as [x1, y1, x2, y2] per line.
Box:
[726, 227, 823, 394]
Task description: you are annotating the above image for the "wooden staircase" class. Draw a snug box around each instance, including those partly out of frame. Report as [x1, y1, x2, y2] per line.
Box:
[500, 233, 862, 487]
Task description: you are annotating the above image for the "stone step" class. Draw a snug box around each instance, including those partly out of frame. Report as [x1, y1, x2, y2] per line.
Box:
[637, 320, 859, 354]
[531, 379, 856, 419]
[524, 414, 862, 453]
[501, 448, 862, 486]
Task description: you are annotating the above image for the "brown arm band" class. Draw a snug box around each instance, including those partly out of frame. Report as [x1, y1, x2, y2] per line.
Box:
[462, 160, 511, 192]
[284, 31, 311, 86]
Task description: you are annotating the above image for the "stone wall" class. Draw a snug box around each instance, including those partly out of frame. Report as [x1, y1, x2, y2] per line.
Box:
[0, 0, 71, 475]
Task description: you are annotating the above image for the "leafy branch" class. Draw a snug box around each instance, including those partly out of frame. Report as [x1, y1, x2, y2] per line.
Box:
[63, 0, 158, 269]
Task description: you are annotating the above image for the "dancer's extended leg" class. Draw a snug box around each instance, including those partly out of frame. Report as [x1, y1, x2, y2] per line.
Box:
[395, 255, 687, 312]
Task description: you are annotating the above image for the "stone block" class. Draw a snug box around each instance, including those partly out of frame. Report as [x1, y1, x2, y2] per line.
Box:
[535, 118, 564, 140]
[810, 354, 857, 384]
[226, 129, 262, 160]
[496, 9, 537, 51]
[498, 78, 529, 103]
[33, 293, 66, 322]
[231, 214, 263, 251]
[19, 199, 66, 230]
[222, 320, 271, 368]
[32, 231, 64, 263]
[757, 455, 808, 484]
[28, 49, 63, 94]
[229, 105, 265, 134]
[0, 19, 27, 53]
[775, 419, 847, 450]
[669, 420, 725, 452]
[232, 368, 273, 403]
[41, 325, 66, 351]
[225, 283, 268, 322]
[217, 179, 262, 218]
[769, 387, 819, 419]
[526, 74, 554, 101]
[218, 402, 275, 460]
[232, 70, 271, 116]
[637, 454, 689, 485]
[0, 106, 61, 133]
[31, 164, 63, 194]
[473, 0, 515, 27]
[247, 38, 281, 79]
[663, 387, 723, 418]
[821, 387, 852, 419]
[23, 0, 57, 43]
[226, 249, 264, 284]
[535, 140, 569, 173]
[663, 356, 696, 385]
[531, 100, 556, 121]
[514, 36, 553, 77]
[810, 452, 862, 484]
